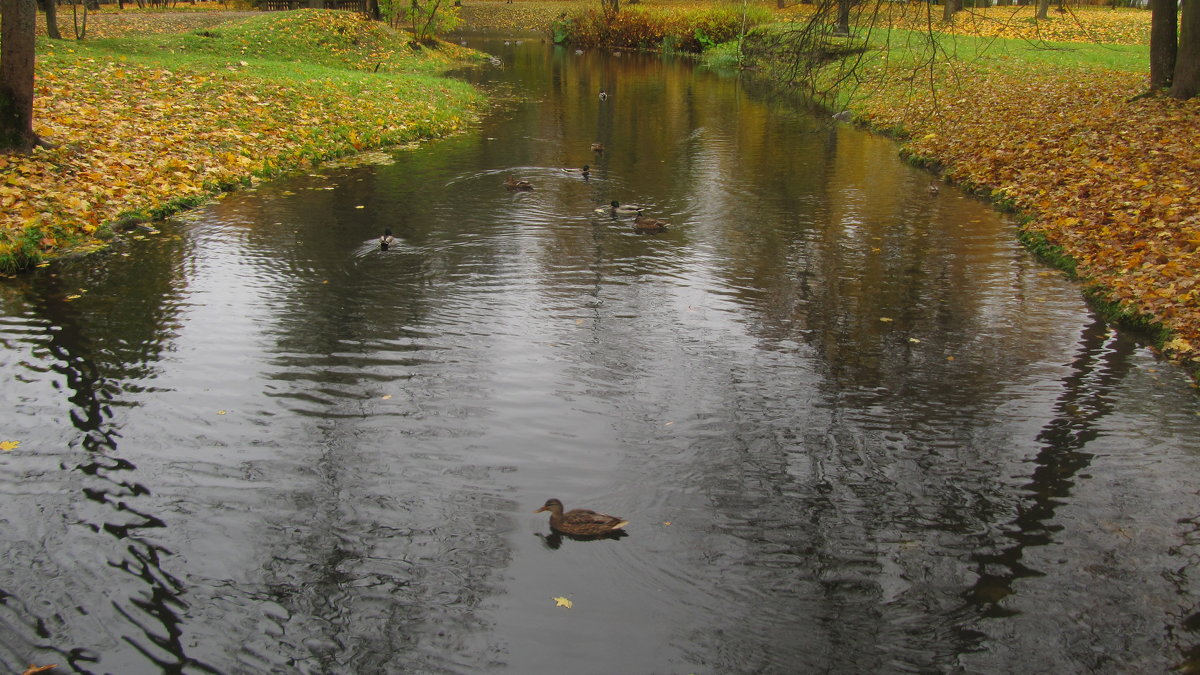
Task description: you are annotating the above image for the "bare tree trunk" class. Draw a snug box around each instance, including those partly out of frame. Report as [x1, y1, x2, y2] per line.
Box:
[0, 0, 40, 151]
[1151, 0, 1179, 89]
[1171, 0, 1200, 98]
[1036, 0, 1050, 19]
[942, 0, 959, 22]
[41, 0, 63, 39]
[835, 0, 852, 35]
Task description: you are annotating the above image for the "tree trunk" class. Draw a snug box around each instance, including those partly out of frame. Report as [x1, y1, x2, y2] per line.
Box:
[835, 0, 851, 35]
[942, 0, 959, 22]
[1171, 0, 1200, 98]
[0, 0, 40, 152]
[1150, 0, 1178, 88]
[1036, 0, 1050, 20]
[41, 0, 63, 39]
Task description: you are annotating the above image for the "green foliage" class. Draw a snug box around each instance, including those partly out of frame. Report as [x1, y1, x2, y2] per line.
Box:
[378, 0, 463, 41]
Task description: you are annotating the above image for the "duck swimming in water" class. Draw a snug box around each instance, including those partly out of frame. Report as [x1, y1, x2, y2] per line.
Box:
[591, 142, 605, 153]
[505, 176, 534, 191]
[633, 213, 669, 233]
[534, 498, 629, 536]
[607, 200, 646, 215]
[380, 228, 396, 250]
[561, 164, 590, 177]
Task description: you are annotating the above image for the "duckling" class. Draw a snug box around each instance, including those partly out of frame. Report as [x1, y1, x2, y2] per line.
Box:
[534, 498, 629, 536]
[561, 164, 590, 177]
[379, 228, 396, 250]
[505, 176, 534, 191]
[633, 213, 669, 233]
[591, 142, 604, 153]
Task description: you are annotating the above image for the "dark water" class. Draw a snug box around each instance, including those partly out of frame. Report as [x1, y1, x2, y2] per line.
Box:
[3, 37, 1199, 674]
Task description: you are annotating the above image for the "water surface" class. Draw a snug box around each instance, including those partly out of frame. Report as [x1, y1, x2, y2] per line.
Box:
[2, 37, 1198, 674]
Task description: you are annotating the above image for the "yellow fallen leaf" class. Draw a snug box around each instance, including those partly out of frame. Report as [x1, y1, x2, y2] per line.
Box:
[1, 440, 20, 451]
[217, 410, 227, 415]
[553, 596, 573, 608]
[662, 521, 672, 526]
[381, 394, 392, 400]
[879, 317, 894, 323]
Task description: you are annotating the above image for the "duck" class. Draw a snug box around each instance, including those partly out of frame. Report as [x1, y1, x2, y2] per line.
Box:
[633, 213, 669, 232]
[591, 142, 604, 153]
[561, 164, 590, 177]
[505, 176, 534, 191]
[928, 183, 940, 195]
[607, 200, 646, 215]
[599, 89, 608, 101]
[534, 498, 629, 536]
[380, 228, 396, 250]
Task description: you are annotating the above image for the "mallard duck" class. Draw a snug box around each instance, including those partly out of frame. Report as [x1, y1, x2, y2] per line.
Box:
[633, 213, 669, 232]
[608, 200, 645, 214]
[591, 143, 604, 153]
[534, 498, 629, 536]
[599, 89, 608, 101]
[561, 164, 590, 176]
[928, 183, 940, 195]
[505, 176, 534, 191]
[380, 228, 396, 250]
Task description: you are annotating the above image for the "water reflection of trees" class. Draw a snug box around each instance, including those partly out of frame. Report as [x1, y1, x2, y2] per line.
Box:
[1, 239, 217, 673]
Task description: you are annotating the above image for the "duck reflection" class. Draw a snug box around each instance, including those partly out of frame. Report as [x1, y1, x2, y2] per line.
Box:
[536, 529, 629, 550]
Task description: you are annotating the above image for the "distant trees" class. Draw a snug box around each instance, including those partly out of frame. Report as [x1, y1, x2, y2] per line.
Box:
[0, 0, 40, 152]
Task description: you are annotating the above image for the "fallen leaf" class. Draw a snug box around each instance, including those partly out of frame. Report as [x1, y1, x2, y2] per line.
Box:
[1, 440, 20, 451]
[381, 394, 392, 400]
[879, 317, 894, 323]
[553, 596, 573, 608]
[217, 410, 227, 415]
[22, 666, 58, 675]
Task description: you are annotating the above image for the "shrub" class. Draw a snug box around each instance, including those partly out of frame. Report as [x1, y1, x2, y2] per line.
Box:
[556, 4, 771, 53]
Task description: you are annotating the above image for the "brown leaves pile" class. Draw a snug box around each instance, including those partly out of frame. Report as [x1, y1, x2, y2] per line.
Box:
[856, 63, 1200, 365]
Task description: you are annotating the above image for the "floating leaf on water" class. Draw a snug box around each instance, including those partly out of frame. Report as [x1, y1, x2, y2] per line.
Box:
[553, 596, 573, 609]
[879, 317, 894, 323]
[1, 440, 20, 451]
[381, 394, 392, 400]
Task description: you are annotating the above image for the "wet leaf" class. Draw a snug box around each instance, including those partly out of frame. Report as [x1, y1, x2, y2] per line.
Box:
[22, 666, 58, 675]
[553, 596, 573, 608]
[1, 440, 20, 452]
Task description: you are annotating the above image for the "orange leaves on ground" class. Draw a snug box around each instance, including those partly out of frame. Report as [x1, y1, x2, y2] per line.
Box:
[3, 37, 477, 259]
[856, 63, 1200, 365]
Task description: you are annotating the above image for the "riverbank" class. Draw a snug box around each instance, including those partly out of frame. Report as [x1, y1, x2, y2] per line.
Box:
[1, 9, 483, 272]
[469, 0, 1199, 374]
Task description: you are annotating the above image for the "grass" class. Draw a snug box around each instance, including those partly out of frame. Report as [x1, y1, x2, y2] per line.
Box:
[0, 9, 486, 272]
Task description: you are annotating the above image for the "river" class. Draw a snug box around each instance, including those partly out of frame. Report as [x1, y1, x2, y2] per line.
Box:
[1, 36, 1198, 674]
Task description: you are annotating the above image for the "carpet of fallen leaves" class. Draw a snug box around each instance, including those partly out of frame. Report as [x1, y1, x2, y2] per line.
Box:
[36, 9, 259, 39]
[1, 10, 480, 269]
[777, 4, 1152, 45]
[852, 61, 1200, 366]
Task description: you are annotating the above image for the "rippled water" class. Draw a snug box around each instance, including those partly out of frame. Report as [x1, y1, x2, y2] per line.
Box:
[2, 37, 1199, 674]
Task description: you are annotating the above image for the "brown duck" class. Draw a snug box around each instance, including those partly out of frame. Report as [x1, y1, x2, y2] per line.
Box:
[534, 498, 629, 536]
[505, 176, 534, 191]
[633, 213, 669, 233]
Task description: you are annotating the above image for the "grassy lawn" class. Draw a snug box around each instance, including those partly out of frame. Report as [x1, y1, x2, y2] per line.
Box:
[2, 8, 484, 271]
